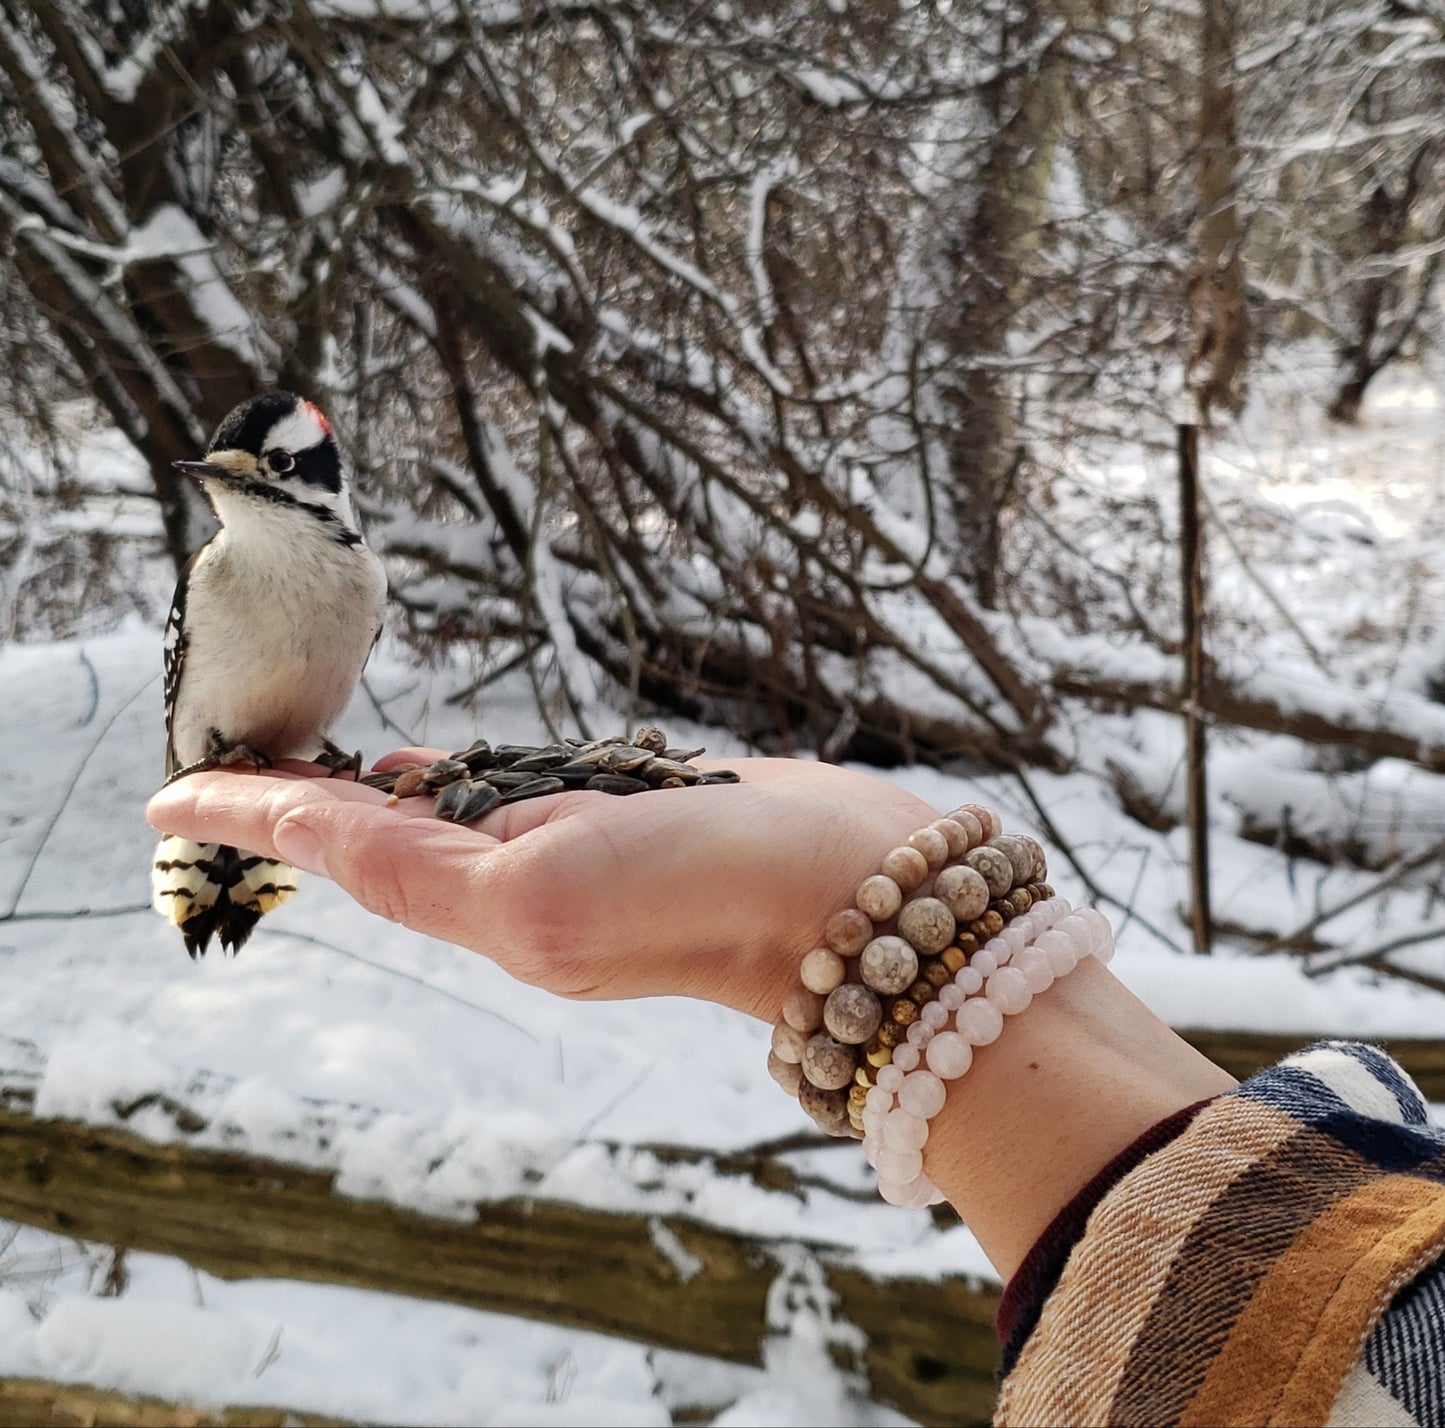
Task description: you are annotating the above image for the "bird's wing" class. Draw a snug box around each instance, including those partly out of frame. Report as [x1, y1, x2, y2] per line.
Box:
[163, 549, 203, 778]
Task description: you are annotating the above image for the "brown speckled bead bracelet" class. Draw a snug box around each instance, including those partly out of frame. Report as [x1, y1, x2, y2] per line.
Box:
[768, 803, 1051, 1139]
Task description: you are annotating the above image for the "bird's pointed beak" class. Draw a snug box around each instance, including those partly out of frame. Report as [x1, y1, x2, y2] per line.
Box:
[172, 459, 236, 483]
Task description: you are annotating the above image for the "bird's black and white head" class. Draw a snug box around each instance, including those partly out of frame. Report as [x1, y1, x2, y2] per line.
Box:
[175, 391, 363, 547]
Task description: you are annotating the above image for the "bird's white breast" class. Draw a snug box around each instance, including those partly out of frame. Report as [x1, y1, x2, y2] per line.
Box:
[170, 507, 387, 769]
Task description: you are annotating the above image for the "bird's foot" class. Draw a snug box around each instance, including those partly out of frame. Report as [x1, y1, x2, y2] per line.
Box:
[317, 738, 363, 780]
[165, 731, 272, 785]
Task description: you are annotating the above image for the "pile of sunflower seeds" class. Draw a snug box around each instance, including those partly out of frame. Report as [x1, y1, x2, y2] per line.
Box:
[359, 726, 740, 824]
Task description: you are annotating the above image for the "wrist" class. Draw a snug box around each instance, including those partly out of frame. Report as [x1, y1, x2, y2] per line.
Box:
[760, 792, 1238, 1279]
[726, 785, 942, 1024]
[921, 957, 1237, 1277]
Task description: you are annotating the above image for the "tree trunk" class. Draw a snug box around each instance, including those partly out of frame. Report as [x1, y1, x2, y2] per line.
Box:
[1190, 0, 1248, 420]
[934, 2, 1068, 607]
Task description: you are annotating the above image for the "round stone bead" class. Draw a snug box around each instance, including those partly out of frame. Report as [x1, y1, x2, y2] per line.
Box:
[990, 834, 1034, 887]
[1012, 946, 1055, 994]
[986, 966, 1033, 1016]
[938, 982, 966, 1011]
[877, 1064, 905, 1094]
[802, 1033, 857, 1090]
[770, 1021, 806, 1063]
[922, 959, 951, 989]
[898, 1069, 947, 1119]
[880, 845, 929, 894]
[767, 1050, 803, 1094]
[956, 996, 1004, 1045]
[933, 864, 990, 922]
[945, 808, 985, 850]
[905, 1019, 933, 1047]
[925, 1031, 973, 1080]
[859, 935, 918, 995]
[782, 985, 826, 1033]
[997, 926, 1028, 960]
[921, 1000, 949, 1029]
[883, 1108, 930, 1152]
[971, 947, 999, 977]
[907, 826, 950, 870]
[865, 1039, 892, 1068]
[1019, 835, 1048, 882]
[878, 1173, 927, 1207]
[824, 983, 883, 1045]
[964, 846, 1012, 897]
[799, 1080, 850, 1134]
[824, 907, 873, 958]
[889, 996, 920, 1027]
[892, 1042, 921, 1072]
[1053, 912, 1088, 941]
[800, 947, 847, 995]
[897, 897, 956, 956]
[1078, 906, 1113, 952]
[1034, 928, 1079, 978]
[962, 804, 1001, 840]
[954, 965, 984, 996]
[856, 874, 904, 922]
[877, 1146, 924, 1183]
[931, 818, 970, 858]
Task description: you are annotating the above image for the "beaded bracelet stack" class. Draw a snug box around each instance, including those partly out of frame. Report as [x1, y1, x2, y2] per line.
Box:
[767, 802, 1115, 1207]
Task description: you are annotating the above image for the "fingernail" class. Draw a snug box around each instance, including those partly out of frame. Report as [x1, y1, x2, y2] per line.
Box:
[273, 820, 330, 878]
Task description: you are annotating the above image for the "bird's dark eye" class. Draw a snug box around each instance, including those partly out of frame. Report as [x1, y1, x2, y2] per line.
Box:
[266, 449, 295, 474]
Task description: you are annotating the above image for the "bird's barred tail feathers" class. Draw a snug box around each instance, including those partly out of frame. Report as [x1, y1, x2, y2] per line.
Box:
[151, 835, 301, 956]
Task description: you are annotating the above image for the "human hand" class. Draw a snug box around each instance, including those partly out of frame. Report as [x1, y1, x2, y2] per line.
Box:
[146, 752, 936, 1020]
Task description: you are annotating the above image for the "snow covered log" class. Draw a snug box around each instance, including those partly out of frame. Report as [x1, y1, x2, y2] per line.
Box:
[0, 1378, 341, 1428]
[0, 1107, 1002, 1428]
[1050, 657, 1445, 773]
[1, 1031, 1442, 1425]
[1180, 1030, 1445, 1098]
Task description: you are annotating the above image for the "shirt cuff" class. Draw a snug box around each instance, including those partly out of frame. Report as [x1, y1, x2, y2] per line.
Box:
[995, 1095, 1219, 1373]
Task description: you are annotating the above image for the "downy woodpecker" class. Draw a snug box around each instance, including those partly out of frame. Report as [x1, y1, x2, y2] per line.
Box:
[151, 392, 388, 956]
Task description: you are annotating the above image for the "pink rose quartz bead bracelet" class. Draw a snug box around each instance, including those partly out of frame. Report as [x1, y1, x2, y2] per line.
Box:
[865, 901, 1115, 1207]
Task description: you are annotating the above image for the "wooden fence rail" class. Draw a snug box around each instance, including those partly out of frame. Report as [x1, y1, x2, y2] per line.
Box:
[1, 1030, 1442, 1427]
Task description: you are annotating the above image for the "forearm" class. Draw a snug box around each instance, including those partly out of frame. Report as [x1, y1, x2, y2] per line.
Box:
[909, 956, 1237, 1277]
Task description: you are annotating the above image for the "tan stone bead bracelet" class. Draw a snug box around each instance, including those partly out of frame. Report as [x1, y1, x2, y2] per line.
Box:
[767, 802, 1052, 1139]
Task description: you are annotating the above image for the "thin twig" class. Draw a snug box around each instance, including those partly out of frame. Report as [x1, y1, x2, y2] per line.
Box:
[1012, 766, 1190, 957]
[1358, 956, 1445, 997]
[0, 903, 149, 924]
[4, 669, 159, 919]
[1199, 484, 1330, 674]
[575, 1057, 658, 1140]
[1304, 920, 1445, 978]
[359, 673, 421, 747]
[1261, 836, 1445, 954]
[265, 927, 539, 1042]
[74, 646, 100, 727]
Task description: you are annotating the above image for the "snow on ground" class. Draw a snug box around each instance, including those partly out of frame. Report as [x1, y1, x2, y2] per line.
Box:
[2, 353, 1445, 1421]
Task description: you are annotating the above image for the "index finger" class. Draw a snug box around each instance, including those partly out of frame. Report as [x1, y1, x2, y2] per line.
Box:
[147, 769, 522, 945]
[147, 769, 459, 867]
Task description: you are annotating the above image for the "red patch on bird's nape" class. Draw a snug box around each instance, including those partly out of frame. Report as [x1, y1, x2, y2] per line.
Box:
[304, 400, 333, 437]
